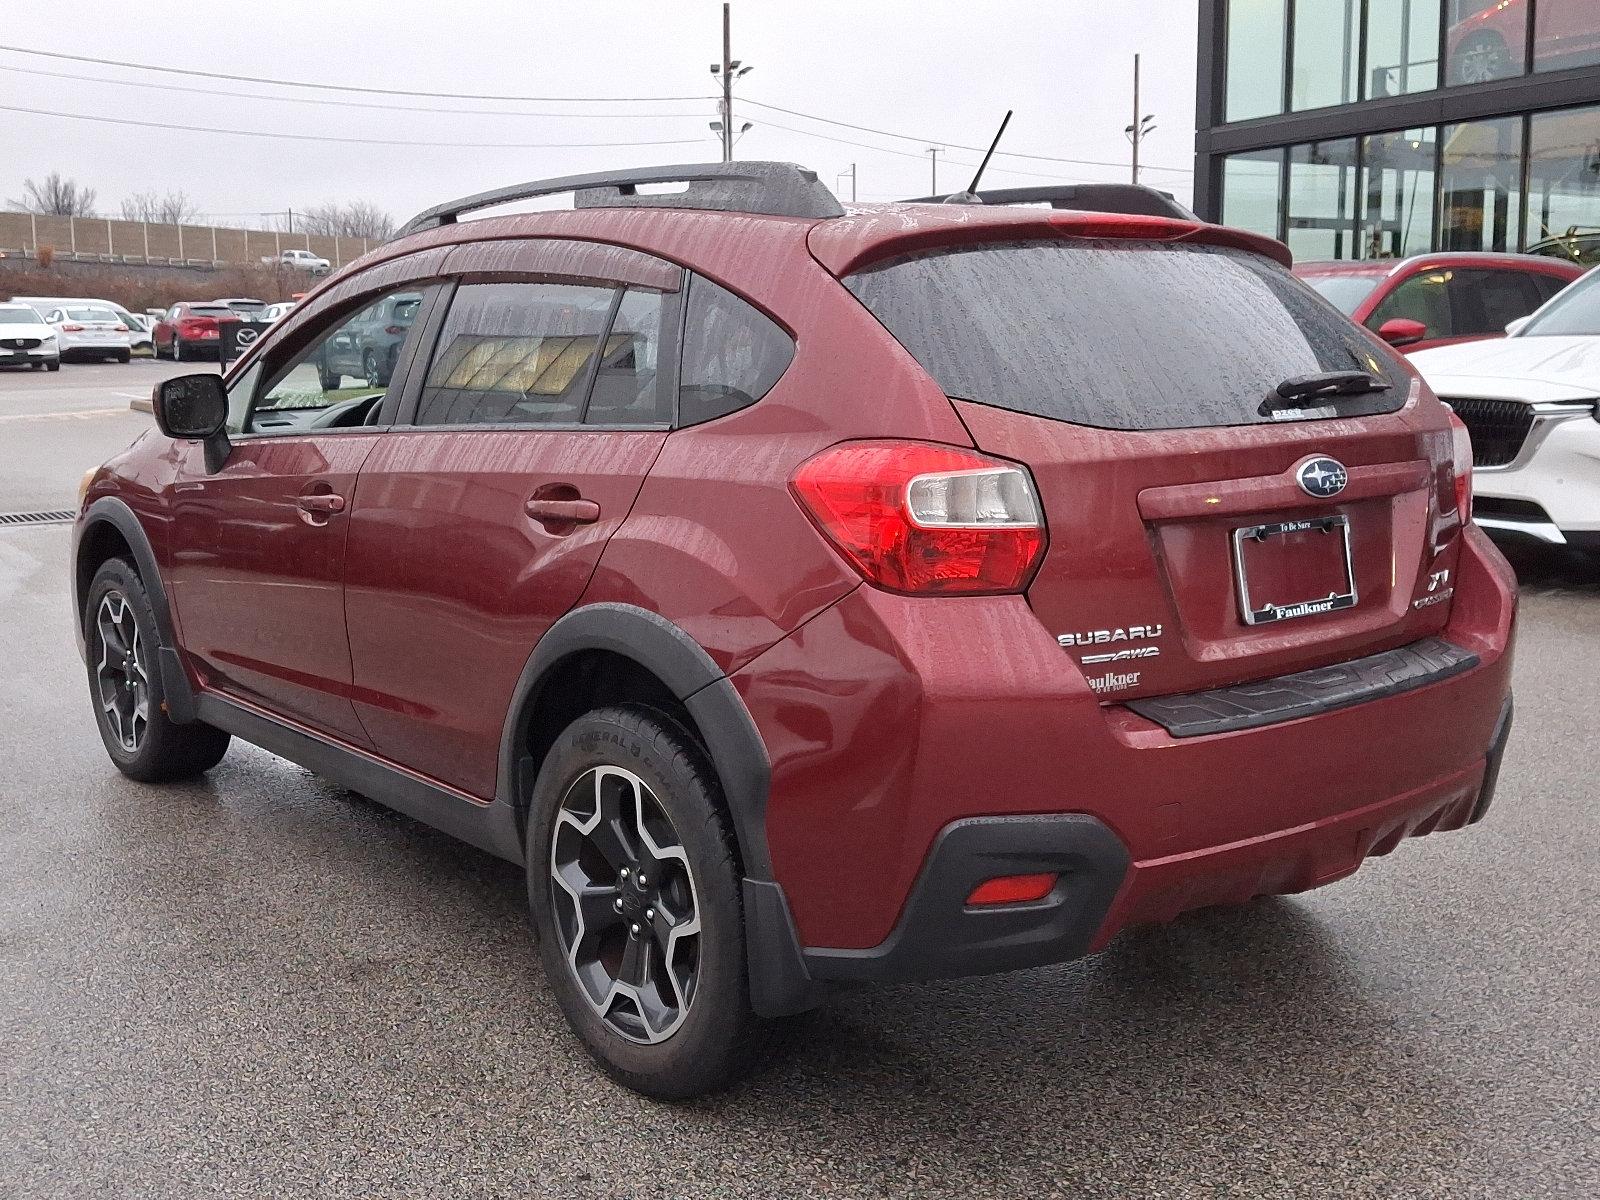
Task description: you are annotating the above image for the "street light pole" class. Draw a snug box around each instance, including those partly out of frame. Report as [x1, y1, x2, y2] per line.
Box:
[927, 147, 942, 195]
[720, 3, 733, 162]
[1131, 54, 1141, 184]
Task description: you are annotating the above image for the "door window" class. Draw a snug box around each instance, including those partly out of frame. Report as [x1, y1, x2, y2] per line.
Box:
[234, 287, 425, 435]
[1367, 270, 1455, 340]
[414, 282, 618, 426]
[1453, 269, 1545, 335]
[584, 287, 671, 426]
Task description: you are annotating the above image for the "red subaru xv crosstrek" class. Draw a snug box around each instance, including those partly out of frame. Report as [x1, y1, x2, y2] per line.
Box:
[73, 163, 1516, 1098]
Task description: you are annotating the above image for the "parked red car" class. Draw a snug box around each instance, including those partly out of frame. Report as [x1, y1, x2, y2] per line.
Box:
[1295, 253, 1582, 355]
[74, 164, 1516, 1099]
[151, 301, 240, 362]
[1449, 0, 1600, 83]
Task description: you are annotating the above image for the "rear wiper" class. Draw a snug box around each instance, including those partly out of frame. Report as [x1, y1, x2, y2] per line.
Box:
[1261, 370, 1391, 415]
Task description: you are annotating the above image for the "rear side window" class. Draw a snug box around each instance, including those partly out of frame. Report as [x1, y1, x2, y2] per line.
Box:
[678, 276, 793, 427]
[845, 240, 1405, 431]
[415, 282, 616, 426]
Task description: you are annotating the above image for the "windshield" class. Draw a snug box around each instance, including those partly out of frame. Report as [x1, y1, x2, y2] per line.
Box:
[846, 240, 1405, 431]
[1521, 270, 1600, 336]
[0, 307, 41, 325]
[1301, 273, 1383, 316]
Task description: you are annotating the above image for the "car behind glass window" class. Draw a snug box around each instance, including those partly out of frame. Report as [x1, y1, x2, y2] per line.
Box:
[678, 276, 794, 427]
[415, 282, 618, 426]
[846, 240, 1404, 431]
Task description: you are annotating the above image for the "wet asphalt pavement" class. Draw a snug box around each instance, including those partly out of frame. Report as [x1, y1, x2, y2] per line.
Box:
[1, 368, 1597, 1198]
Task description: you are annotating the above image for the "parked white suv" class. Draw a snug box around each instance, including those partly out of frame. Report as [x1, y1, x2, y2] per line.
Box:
[261, 248, 331, 275]
[1412, 271, 1600, 560]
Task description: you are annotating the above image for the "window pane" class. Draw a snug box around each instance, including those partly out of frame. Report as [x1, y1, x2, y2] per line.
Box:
[678, 277, 793, 427]
[1453, 269, 1544, 334]
[248, 289, 423, 434]
[1447, 0, 1527, 85]
[584, 288, 669, 426]
[1527, 104, 1600, 258]
[844, 241, 1407, 433]
[1359, 128, 1437, 258]
[1366, 0, 1442, 97]
[1524, 269, 1600, 335]
[1287, 139, 1359, 261]
[415, 282, 617, 427]
[1440, 117, 1524, 251]
[1535, 0, 1600, 72]
[1223, 148, 1284, 239]
[1225, 0, 1286, 121]
[1291, 0, 1359, 111]
[1369, 270, 1456, 338]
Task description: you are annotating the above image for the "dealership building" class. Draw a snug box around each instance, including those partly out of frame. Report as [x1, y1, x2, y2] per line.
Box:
[1193, 1, 1600, 263]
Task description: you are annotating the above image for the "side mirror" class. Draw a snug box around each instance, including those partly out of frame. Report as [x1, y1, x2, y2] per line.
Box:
[1377, 317, 1427, 347]
[1504, 315, 1531, 336]
[152, 373, 232, 472]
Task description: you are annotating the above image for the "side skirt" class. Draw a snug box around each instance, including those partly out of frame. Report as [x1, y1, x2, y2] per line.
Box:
[195, 694, 525, 865]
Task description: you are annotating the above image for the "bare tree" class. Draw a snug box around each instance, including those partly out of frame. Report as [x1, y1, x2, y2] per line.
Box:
[120, 189, 200, 225]
[7, 172, 98, 216]
[288, 200, 396, 240]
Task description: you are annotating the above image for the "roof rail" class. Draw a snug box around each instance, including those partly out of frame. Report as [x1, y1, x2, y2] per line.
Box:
[903, 183, 1197, 221]
[393, 161, 844, 239]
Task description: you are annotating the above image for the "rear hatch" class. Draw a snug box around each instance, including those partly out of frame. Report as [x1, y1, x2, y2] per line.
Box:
[843, 236, 1465, 701]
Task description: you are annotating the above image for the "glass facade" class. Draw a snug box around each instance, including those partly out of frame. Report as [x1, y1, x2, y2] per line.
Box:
[1212, 0, 1600, 261]
[1225, 0, 1600, 110]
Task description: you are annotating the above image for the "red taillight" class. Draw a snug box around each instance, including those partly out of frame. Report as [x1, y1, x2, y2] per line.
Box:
[61, 323, 85, 332]
[791, 440, 1046, 596]
[966, 873, 1058, 906]
[1448, 410, 1473, 524]
[384, 324, 407, 336]
[179, 317, 214, 333]
[113, 324, 127, 332]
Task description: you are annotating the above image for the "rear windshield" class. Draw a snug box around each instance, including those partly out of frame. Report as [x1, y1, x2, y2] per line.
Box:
[1301, 272, 1383, 315]
[845, 240, 1405, 430]
[66, 307, 118, 322]
[187, 306, 235, 318]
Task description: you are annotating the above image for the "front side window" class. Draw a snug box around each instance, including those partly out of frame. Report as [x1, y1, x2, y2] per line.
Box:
[237, 287, 425, 434]
[414, 282, 618, 427]
[1455, 270, 1545, 335]
[1368, 270, 1455, 339]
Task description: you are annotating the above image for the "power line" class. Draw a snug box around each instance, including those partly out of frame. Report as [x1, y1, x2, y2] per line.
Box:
[752, 116, 1097, 182]
[0, 43, 708, 102]
[0, 104, 708, 149]
[0, 63, 712, 120]
[741, 96, 1194, 174]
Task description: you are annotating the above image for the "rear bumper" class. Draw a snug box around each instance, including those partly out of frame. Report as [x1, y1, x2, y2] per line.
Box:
[738, 524, 1517, 998]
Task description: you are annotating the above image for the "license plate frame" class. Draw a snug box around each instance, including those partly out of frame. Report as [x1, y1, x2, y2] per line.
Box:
[1231, 514, 1357, 626]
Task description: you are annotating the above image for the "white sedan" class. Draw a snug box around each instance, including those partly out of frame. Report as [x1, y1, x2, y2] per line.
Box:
[1411, 271, 1600, 561]
[41, 304, 132, 363]
[0, 302, 60, 370]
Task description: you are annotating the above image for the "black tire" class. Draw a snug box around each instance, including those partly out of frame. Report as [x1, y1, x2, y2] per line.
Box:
[363, 349, 382, 388]
[526, 704, 768, 1099]
[84, 558, 231, 783]
[318, 353, 340, 391]
[46, 360, 60, 372]
[115, 349, 131, 364]
[173, 338, 188, 363]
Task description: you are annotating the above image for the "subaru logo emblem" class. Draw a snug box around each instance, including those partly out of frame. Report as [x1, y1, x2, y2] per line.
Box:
[1296, 457, 1348, 499]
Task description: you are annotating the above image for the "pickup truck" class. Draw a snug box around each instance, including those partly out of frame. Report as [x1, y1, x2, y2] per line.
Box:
[260, 248, 331, 275]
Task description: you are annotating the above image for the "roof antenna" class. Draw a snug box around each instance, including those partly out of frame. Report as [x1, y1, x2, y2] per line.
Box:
[943, 110, 1013, 205]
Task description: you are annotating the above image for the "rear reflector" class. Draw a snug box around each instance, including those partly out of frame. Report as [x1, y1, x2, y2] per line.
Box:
[965, 873, 1058, 906]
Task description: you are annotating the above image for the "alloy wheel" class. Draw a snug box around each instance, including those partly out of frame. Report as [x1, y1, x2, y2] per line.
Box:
[549, 765, 701, 1045]
[95, 592, 149, 753]
[1457, 40, 1505, 85]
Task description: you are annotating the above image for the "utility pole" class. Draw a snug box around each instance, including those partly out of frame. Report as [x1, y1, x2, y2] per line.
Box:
[837, 163, 857, 202]
[1126, 54, 1157, 185]
[709, 4, 752, 161]
[927, 147, 942, 195]
[720, 3, 732, 162]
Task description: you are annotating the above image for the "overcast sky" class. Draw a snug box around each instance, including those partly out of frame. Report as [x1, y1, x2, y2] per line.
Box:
[0, 0, 1198, 227]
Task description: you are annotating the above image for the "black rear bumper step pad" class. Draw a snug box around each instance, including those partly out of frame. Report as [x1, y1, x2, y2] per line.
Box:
[1126, 637, 1479, 738]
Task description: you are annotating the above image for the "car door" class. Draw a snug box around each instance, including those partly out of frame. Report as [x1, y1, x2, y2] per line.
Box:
[342, 239, 682, 798]
[161, 282, 439, 743]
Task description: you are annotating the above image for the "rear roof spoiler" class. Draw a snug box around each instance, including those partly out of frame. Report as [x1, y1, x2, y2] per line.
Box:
[902, 183, 1197, 221]
[393, 161, 844, 240]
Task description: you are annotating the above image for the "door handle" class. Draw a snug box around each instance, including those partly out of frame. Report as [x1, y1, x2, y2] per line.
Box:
[296, 493, 346, 515]
[524, 497, 600, 525]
